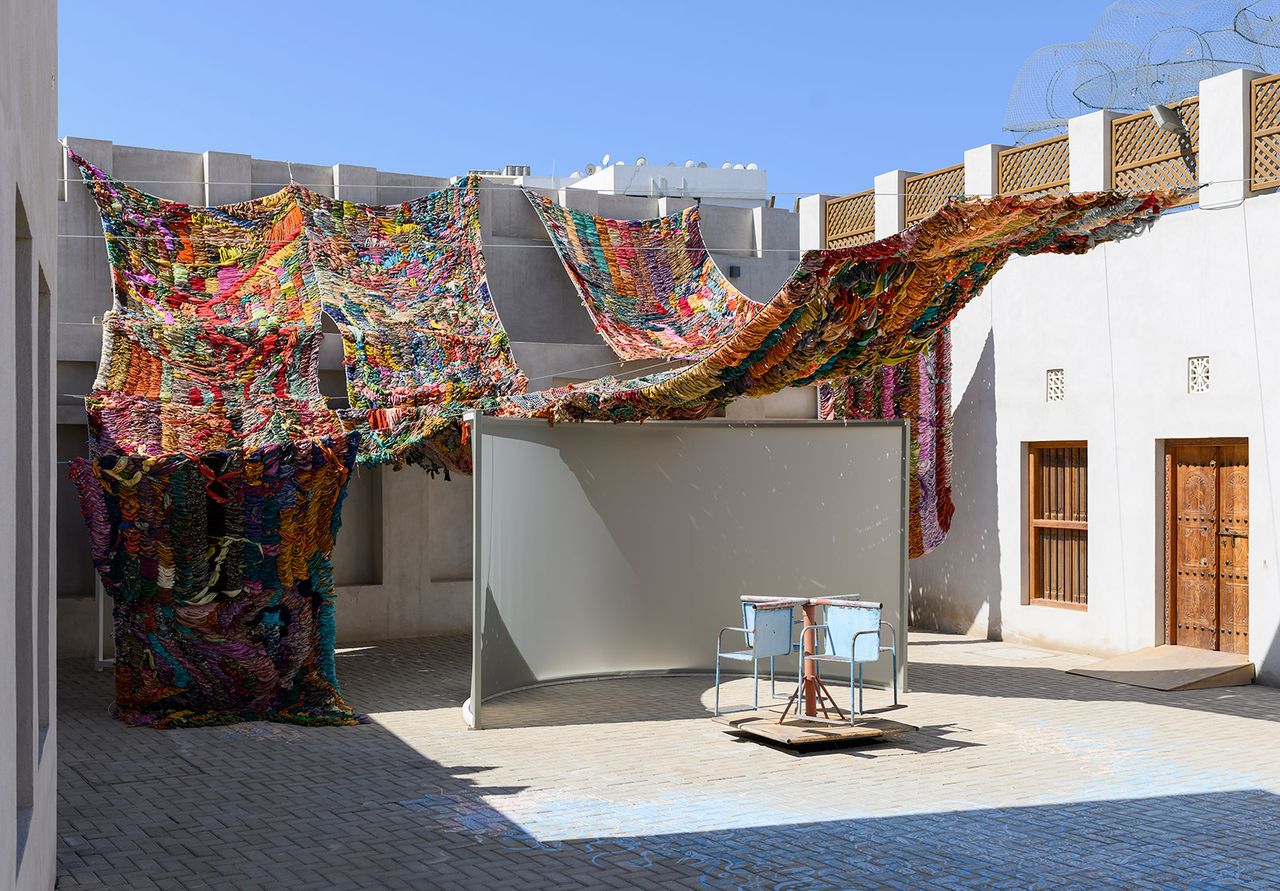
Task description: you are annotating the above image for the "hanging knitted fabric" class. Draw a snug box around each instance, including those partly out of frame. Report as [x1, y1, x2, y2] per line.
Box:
[69, 435, 360, 727]
[524, 191, 761, 360]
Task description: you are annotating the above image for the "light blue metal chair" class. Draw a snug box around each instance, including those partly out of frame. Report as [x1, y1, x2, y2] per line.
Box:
[799, 598, 897, 724]
[715, 599, 801, 716]
[740, 595, 808, 700]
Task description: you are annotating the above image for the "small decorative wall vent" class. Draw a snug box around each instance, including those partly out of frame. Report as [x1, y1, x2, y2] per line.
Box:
[1046, 368, 1065, 403]
[1188, 355, 1210, 394]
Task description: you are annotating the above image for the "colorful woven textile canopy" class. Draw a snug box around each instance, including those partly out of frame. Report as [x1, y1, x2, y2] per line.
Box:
[465, 190, 1171, 431]
[518, 191, 1169, 555]
[524, 192, 761, 360]
[72, 152, 1174, 470]
[298, 183, 527, 410]
[74, 156, 526, 472]
[128, 185, 1168, 476]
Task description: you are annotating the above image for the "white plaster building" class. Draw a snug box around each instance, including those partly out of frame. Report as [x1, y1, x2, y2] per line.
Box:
[518, 160, 770, 208]
[901, 69, 1280, 685]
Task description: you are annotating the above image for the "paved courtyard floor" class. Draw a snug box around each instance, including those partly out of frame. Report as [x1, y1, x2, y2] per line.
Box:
[58, 632, 1280, 889]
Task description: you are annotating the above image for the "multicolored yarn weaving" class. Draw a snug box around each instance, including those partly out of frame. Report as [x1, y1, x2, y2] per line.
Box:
[818, 329, 953, 558]
[75, 159, 342, 458]
[525, 191, 1169, 420]
[525, 192, 761, 360]
[300, 180, 527, 410]
[73, 156, 526, 471]
[74, 152, 1175, 471]
[69, 435, 360, 728]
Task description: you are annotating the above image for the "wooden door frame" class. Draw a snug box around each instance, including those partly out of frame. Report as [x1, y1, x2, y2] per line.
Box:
[1027, 441, 1089, 610]
[1162, 437, 1248, 646]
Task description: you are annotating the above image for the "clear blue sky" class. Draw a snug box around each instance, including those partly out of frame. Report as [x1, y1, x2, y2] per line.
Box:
[58, 0, 1113, 199]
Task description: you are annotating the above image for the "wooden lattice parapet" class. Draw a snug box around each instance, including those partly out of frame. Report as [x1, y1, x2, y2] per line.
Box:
[825, 189, 875, 248]
[904, 164, 966, 225]
[1251, 73, 1280, 193]
[1112, 97, 1200, 205]
[999, 135, 1070, 198]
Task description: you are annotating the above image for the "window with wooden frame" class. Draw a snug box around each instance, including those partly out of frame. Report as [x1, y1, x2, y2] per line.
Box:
[1028, 442, 1088, 608]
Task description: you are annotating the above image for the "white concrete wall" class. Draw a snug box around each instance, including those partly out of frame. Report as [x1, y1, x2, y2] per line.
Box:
[2, 0, 59, 887]
[912, 196, 1280, 684]
[907, 68, 1280, 684]
[55, 141, 807, 658]
[551, 162, 769, 208]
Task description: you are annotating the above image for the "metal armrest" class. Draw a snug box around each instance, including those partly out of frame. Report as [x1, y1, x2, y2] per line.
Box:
[799, 623, 831, 661]
[717, 626, 751, 654]
[851, 628, 887, 663]
[879, 620, 897, 654]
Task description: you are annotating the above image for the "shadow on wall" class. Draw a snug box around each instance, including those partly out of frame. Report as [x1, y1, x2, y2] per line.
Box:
[910, 330, 1001, 638]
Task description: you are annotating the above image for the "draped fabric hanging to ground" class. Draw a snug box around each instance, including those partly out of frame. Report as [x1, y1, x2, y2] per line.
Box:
[818, 330, 953, 557]
[69, 436, 360, 727]
[71, 155, 359, 726]
[524, 192, 761, 360]
[69, 154, 533, 725]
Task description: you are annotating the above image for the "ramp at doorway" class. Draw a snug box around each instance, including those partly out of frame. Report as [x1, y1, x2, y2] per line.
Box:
[1068, 646, 1254, 691]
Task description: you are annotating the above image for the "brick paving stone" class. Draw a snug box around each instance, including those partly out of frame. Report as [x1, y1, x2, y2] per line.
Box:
[55, 632, 1280, 889]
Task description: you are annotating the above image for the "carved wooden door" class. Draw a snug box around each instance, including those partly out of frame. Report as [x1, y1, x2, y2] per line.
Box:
[1167, 442, 1248, 654]
[1217, 444, 1250, 655]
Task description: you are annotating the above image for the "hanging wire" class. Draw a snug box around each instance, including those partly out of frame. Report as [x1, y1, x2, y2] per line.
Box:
[55, 173, 1226, 199]
[1237, 191, 1280, 597]
[1099, 242, 1131, 646]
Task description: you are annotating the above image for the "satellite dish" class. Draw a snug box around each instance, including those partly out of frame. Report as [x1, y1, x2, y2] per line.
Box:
[745, 162, 758, 171]
[721, 162, 733, 169]
[733, 163, 745, 170]
[684, 160, 695, 168]
[601, 153, 611, 167]
[570, 171, 581, 179]
[585, 163, 599, 175]
[635, 156, 648, 166]
[697, 161, 708, 168]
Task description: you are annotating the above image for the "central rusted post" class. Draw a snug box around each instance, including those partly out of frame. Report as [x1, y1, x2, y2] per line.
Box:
[802, 600, 818, 718]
